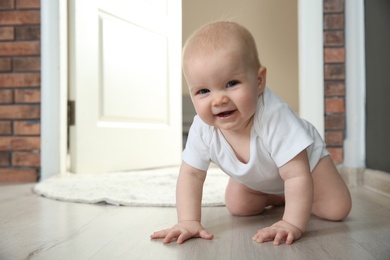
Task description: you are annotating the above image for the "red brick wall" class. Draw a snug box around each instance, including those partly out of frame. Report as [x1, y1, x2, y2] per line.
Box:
[323, 0, 346, 164]
[0, 0, 41, 182]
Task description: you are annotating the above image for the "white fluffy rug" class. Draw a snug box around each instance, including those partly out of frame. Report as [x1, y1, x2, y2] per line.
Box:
[33, 167, 229, 207]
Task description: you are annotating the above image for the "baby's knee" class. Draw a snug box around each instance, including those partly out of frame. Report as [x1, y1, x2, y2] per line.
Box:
[226, 201, 265, 217]
[313, 194, 352, 221]
[333, 196, 352, 221]
[327, 206, 351, 222]
[225, 178, 267, 216]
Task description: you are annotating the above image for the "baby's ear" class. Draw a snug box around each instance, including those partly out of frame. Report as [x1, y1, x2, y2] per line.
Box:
[257, 66, 267, 94]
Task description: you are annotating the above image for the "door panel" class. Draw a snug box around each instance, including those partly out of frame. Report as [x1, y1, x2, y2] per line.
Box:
[69, 0, 182, 173]
[100, 18, 168, 123]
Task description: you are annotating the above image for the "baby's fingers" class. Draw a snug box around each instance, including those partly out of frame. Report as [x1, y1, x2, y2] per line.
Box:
[252, 228, 277, 243]
[164, 229, 187, 244]
[150, 229, 171, 239]
[273, 230, 290, 245]
[273, 230, 295, 245]
[199, 229, 214, 240]
[253, 228, 296, 245]
[150, 228, 184, 244]
[285, 232, 295, 245]
[176, 230, 195, 244]
[176, 229, 213, 244]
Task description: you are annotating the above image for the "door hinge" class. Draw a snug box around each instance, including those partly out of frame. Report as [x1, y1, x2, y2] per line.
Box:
[68, 100, 75, 126]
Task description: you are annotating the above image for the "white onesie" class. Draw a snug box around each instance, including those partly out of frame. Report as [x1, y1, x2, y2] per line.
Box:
[182, 87, 329, 195]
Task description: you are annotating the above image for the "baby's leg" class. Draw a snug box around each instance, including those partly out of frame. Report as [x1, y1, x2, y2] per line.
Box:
[225, 178, 285, 216]
[312, 156, 352, 221]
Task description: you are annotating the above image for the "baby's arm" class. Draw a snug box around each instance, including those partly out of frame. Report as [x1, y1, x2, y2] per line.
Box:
[253, 150, 313, 245]
[150, 162, 214, 244]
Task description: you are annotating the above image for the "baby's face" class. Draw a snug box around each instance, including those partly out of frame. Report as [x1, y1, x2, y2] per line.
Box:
[184, 48, 266, 133]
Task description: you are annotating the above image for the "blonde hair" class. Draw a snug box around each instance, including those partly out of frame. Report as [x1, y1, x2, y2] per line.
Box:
[183, 21, 261, 70]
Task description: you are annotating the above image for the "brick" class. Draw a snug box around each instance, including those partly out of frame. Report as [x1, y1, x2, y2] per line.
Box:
[325, 97, 345, 113]
[325, 114, 345, 130]
[14, 120, 40, 135]
[0, 104, 40, 119]
[324, 64, 345, 80]
[15, 26, 40, 40]
[0, 168, 38, 182]
[16, 0, 40, 9]
[324, 0, 344, 13]
[0, 58, 12, 71]
[0, 0, 14, 9]
[324, 31, 344, 46]
[0, 136, 40, 150]
[324, 14, 344, 30]
[0, 41, 40, 56]
[0, 89, 13, 103]
[0, 26, 14, 40]
[0, 120, 12, 134]
[325, 81, 345, 96]
[0, 152, 10, 166]
[0, 11, 40, 25]
[12, 151, 40, 167]
[324, 48, 345, 63]
[325, 131, 343, 146]
[13, 57, 40, 71]
[0, 0, 41, 184]
[14, 88, 40, 103]
[0, 73, 40, 87]
[327, 148, 343, 164]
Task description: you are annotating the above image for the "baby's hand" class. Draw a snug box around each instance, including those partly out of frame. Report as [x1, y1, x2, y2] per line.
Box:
[150, 221, 214, 244]
[252, 220, 302, 245]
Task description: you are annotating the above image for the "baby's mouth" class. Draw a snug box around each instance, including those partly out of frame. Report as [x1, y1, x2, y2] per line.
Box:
[215, 110, 236, 118]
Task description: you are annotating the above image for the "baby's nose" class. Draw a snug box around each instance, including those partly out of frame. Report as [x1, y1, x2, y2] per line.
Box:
[212, 92, 229, 106]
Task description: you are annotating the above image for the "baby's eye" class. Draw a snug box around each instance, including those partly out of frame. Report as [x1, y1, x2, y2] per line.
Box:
[226, 80, 239, 88]
[197, 89, 210, 95]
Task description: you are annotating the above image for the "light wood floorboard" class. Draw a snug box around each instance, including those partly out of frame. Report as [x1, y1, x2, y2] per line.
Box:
[0, 184, 389, 260]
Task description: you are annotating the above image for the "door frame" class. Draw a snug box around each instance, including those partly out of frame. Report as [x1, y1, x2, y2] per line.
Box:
[41, 0, 68, 180]
[344, 0, 366, 168]
[298, 0, 324, 137]
[41, 0, 365, 180]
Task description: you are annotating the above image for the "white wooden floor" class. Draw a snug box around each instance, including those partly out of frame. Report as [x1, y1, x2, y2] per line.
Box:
[0, 184, 389, 260]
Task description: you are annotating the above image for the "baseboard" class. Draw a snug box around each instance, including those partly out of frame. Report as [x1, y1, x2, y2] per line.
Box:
[338, 166, 390, 197]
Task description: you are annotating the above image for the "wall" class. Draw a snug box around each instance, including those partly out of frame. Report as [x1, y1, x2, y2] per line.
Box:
[365, 0, 390, 172]
[182, 0, 299, 113]
[323, 0, 346, 164]
[0, 0, 41, 182]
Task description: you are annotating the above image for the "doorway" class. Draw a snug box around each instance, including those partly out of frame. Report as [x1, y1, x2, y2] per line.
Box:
[67, 0, 182, 174]
[41, 0, 324, 179]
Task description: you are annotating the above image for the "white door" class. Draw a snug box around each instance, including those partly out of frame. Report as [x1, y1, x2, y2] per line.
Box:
[68, 0, 182, 173]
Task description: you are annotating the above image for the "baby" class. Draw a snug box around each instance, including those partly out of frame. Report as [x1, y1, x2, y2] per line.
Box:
[151, 21, 351, 245]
